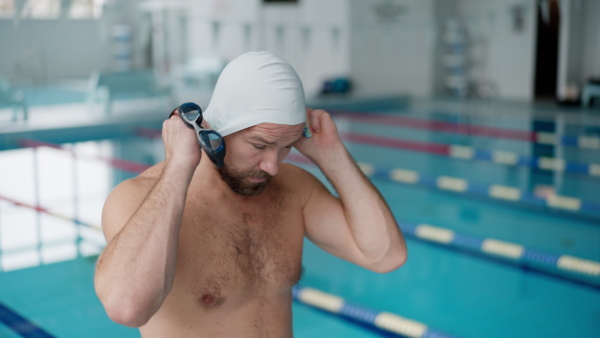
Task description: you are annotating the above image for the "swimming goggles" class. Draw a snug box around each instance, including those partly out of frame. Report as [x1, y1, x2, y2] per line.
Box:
[174, 102, 226, 168]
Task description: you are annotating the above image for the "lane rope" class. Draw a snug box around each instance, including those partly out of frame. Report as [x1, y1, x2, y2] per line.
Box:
[0, 194, 101, 232]
[292, 286, 461, 338]
[330, 109, 600, 150]
[280, 152, 600, 220]
[353, 159, 600, 218]
[14, 139, 600, 281]
[399, 221, 600, 278]
[137, 127, 600, 179]
[341, 132, 600, 178]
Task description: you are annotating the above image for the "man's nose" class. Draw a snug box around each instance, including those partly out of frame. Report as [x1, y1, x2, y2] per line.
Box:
[258, 150, 280, 177]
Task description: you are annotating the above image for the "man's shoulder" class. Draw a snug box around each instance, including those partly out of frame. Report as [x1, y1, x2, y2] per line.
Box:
[113, 162, 163, 196]
[279, 162, 315, 182]
[101, 162, 164, 241]
[103, 162, 163, 216]
[276, 162, 322, 196]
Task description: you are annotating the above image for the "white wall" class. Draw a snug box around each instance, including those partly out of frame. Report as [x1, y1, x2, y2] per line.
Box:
[557, 0, 583, 98]
[348, 0, 438, 97]
[0, 19, 110, 83]
[186, 0, 440, 98]
[580, 0, 600, 81]
[284, 0, 350, 97]
[186, 0, 261, 61]
[184, 0, 349, 97]
[456, 0, 538, 101]
[549, 0, 600, 99]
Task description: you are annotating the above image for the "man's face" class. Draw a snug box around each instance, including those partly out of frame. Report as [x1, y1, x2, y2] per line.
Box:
[216, 122, 305, 196]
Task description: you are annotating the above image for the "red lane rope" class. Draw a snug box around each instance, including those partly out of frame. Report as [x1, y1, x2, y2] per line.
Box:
[329, 109, 536, 142]
[0, 194, 101, 231]
[0, 195, 50, 214]
[341, 132, 450, 155]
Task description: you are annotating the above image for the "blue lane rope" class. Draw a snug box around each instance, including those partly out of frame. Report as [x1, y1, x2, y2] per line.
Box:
[449, 144, 600, 178]
[0, 303, 55, 338]
[349, 161, 600, 220]
[292, 286, 462, 338]
[398, 221, 600, 281]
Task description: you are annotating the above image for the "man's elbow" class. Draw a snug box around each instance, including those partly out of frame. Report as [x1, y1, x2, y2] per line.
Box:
[96, 281, 155, 328]
[102, 298, 152, 328]
[368, 247, 407, 274]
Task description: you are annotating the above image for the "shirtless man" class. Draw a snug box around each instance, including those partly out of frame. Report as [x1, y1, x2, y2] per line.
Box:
[94, 51, 407, 337]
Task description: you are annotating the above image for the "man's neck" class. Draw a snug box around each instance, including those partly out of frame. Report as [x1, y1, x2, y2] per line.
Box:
[188, 155, 265, 203]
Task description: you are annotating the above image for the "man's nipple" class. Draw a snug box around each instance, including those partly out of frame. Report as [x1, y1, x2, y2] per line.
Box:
[200, 294, 215, 306]
[197, 292, 225, 310]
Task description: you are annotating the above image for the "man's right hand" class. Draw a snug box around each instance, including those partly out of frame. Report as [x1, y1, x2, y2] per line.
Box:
[162, 111, 202, 170]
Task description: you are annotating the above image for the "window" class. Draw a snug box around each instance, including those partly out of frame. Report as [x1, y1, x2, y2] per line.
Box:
[69, 0, 106, 19]
[0, 0, 107, 19]
[0, 0, 14, 18]
[21, 0, 61, 18]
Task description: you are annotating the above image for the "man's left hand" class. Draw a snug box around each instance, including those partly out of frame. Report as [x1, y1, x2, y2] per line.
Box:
[293, 108, 345, 164]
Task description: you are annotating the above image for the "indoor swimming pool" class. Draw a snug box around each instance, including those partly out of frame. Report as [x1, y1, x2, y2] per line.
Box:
[1, 97, 600, 337]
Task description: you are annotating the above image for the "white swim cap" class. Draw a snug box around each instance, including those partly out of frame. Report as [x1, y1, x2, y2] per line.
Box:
[203, 51, 306, 137]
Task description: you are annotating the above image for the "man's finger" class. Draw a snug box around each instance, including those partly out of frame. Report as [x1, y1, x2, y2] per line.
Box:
[310, 110, 321, 133]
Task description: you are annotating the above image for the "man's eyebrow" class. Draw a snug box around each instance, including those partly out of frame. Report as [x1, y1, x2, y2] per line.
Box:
[249, 135, 302, 147]
[249, 135, 276, 146]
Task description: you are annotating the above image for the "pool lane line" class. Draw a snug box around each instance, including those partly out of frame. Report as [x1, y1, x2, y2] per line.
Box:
[0, 303, 55, 338]
[341, 132, 600, 178]
[401, 224, 600, 293]
[329, 109, 600, 150]
[282, 152, 600, 220]
[6, 169, 598, 281]
[136, 126, 600, 178]
[0, 194, 101, 232]
[286, 156, 600, 282]
[17, 139, 151, 174]
[286, 154, 600, 282]
[20, 136, 599, 239]
[399, 221, 600, 279]
[15, 139, 600, 281]
[292, 286, 461, 338]
[355, 161, 599, 218]
[136, 128, 600, 177]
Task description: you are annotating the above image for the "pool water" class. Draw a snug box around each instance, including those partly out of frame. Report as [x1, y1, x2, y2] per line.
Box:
[1, 96, 600, 337]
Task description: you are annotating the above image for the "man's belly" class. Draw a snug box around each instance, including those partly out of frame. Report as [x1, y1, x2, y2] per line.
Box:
[139, 289, 294, 338]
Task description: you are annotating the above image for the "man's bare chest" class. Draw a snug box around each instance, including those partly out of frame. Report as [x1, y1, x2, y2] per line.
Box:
[172, 194, 305, 310]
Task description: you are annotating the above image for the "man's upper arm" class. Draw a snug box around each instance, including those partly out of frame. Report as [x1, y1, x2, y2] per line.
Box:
[291, 166, 366, 265]
[101, 178, 152, 244]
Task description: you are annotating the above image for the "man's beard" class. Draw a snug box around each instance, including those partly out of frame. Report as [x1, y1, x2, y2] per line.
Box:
[217, 166, 272, 196]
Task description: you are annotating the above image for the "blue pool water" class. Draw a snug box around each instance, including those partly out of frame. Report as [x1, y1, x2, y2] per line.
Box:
[1, 97, 600, 337]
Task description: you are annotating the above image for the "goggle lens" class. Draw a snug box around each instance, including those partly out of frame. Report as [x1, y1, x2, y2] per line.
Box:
[200, 131, 223, 151]
[180, 103, 201, 122]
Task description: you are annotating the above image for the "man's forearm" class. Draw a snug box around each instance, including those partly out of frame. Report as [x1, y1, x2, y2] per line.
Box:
[316, 143, 406, 267]
[95, 161, 192, 326]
